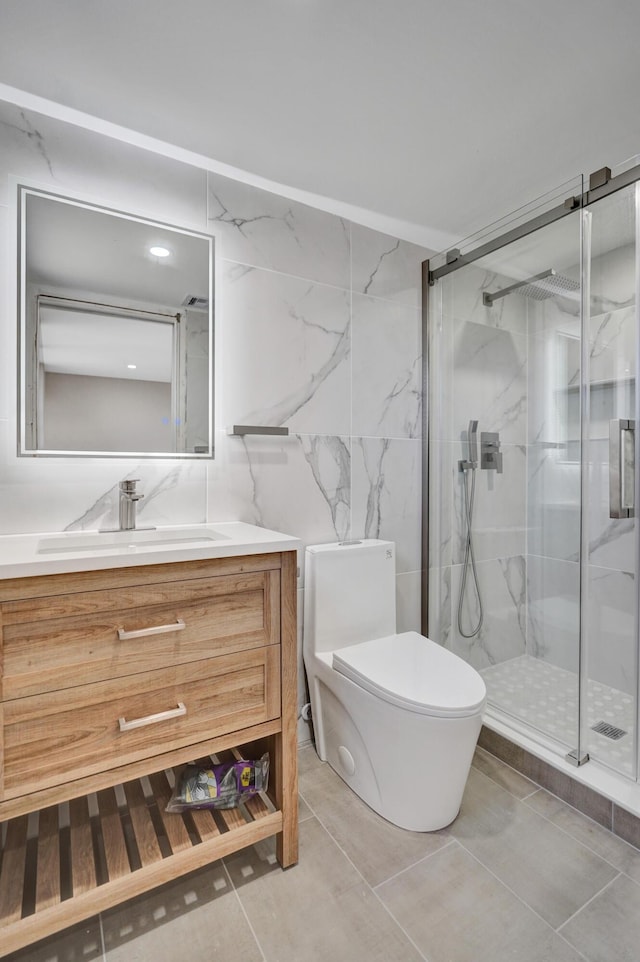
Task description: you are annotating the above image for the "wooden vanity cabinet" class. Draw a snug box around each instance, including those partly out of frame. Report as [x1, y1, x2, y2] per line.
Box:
[0, 550, 298, 957]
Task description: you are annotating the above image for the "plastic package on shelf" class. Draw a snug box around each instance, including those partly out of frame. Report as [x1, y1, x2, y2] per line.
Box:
[166, 754, 269, 812]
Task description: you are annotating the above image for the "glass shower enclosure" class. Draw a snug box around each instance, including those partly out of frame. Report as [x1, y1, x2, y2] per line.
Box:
[427, 170, 639, 781]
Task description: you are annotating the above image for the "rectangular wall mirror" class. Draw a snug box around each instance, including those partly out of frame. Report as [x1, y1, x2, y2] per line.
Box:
[17, 184, 214, 457]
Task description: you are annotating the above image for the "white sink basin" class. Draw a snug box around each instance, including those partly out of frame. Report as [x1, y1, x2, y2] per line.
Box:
[37, 526, 229, 554]
[0, 522, 299, 579]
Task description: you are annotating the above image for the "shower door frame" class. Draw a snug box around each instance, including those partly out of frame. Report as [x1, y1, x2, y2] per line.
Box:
[422, 161, 640, 777]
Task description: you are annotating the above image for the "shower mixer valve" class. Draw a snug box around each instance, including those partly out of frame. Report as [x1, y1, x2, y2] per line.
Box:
[480, 432, 503, 473]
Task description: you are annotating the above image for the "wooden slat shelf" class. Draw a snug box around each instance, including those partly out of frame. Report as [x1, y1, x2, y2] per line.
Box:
[0, 760, 280, 959]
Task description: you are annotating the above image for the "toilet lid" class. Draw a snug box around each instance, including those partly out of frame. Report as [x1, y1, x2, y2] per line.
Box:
[332, 631, 487, 718]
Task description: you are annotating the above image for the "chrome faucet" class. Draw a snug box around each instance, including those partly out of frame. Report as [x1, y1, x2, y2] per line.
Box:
[119, 479, 144, 531]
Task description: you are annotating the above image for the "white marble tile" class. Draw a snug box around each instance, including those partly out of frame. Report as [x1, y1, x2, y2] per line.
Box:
[448, 262, 528, 335]
[207, 172, 350, 288]
[351, 294, 421, 439]
[526, 555, 580, 673]
[447, 317, 528, 445]
[527, 444, 581, 562]
[524, 556, 634, 708]
[447, 555, 527, 670]
[584, 438, 635, 572]
[427, 564, 451, 648]
[350, 223, 427, 307]
[452, 443, 527, 564]
[351, 437, 421, 574]
[586, 564, 635, 695]
[396, 570, 422, 633]
[589, 306, 636, 384]
[428, 440, 453, 569]
[427, 295, 453, 443]
[0, 422, 207, 534]
[527, 288, 580, 341]
[431, 440, 526, 568]
[207, 432, 350, 568]
[527, 318, 580, 448]
[0, 100, 207, 228]
[219, 263, 351, 436]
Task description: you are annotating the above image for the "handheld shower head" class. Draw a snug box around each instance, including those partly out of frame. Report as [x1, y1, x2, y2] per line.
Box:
[467, 420, 479, 466]
[459, 421, 479, 472]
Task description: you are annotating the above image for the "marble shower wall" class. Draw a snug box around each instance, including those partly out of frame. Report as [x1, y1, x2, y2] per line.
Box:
[429, 263, 528, 669]
[0, 99, 427, 740]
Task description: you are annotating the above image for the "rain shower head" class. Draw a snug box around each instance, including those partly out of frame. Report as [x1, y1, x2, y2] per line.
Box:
[483, 269, 580, 307]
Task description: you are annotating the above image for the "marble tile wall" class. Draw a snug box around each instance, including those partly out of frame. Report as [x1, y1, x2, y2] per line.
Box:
[0, 98, 428, 742]
[429, 264, 528, 667]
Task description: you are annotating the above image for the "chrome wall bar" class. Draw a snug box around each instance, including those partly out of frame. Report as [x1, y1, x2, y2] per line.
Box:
[229, 425, 289, 437]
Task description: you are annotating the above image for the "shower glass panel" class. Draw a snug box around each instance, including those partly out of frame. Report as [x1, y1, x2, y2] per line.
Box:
[582, 183, 638, 778]
[428, 207, 584, 754]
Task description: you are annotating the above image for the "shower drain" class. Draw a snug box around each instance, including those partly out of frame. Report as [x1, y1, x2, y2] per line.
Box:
[591, 721, 628, 740]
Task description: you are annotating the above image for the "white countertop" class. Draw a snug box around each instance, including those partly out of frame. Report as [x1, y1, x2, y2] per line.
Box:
[0, 522, 300, 579]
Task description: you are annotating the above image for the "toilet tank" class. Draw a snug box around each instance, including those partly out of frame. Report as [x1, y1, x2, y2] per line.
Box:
[304, 540, 397, 654]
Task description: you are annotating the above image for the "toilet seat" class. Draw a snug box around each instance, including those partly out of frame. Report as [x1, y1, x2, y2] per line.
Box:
[332, 631, 486, 718]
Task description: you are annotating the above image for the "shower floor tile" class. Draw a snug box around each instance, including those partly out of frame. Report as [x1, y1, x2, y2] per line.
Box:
[482, 655, 635, 775]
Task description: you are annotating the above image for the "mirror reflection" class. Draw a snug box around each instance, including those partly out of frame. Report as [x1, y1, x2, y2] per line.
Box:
[18, 186, 214, 457]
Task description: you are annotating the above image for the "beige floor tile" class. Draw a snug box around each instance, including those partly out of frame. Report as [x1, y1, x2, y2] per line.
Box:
[298, 793, 314, 822]
[102, 861, 262, 962]
[225, 817, 424, 962]
[450, 767, 619, 928]
[298, 743, 324, 777]
[298, 752, 451, 886]
[561, 873, 640, 961]
[377, 841, 585, 962]
[525, 787, 640, 883]
[4, 918, 103, 962]
[472, 746, 538, 798]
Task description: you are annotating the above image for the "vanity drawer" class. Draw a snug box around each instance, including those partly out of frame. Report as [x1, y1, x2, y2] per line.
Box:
[1, 570, 280, 699]
[2, 645, 281, 798]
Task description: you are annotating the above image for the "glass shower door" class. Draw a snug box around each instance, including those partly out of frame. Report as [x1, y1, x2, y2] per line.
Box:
[581, 182, 639, 778]
[428, 205, 585, 754]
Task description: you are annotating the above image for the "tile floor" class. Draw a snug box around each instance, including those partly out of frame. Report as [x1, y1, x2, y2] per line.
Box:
[8, 743, 640, 962]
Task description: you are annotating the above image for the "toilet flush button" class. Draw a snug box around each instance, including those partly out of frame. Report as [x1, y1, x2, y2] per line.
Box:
[337, 746, 356, 777]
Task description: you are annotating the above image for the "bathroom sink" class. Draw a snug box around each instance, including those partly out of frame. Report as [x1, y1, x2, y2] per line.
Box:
[0, 522, 299, 579]
[37, 526, 230, 554]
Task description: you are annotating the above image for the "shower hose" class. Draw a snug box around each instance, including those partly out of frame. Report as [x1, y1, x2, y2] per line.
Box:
[457, 465, 484, 638]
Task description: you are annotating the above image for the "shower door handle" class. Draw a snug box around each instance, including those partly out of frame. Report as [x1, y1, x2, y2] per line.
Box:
[609, 418, 635, 519]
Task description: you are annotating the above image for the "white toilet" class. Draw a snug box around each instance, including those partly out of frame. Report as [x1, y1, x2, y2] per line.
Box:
[303, 539, 486, 832]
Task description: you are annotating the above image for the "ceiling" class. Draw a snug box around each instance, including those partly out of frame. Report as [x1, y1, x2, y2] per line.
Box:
[1, 0, 640, 250]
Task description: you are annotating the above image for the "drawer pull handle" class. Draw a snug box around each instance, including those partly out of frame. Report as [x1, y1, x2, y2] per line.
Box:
[117, 618, 186, 640]
[118, 702, 187, 732]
